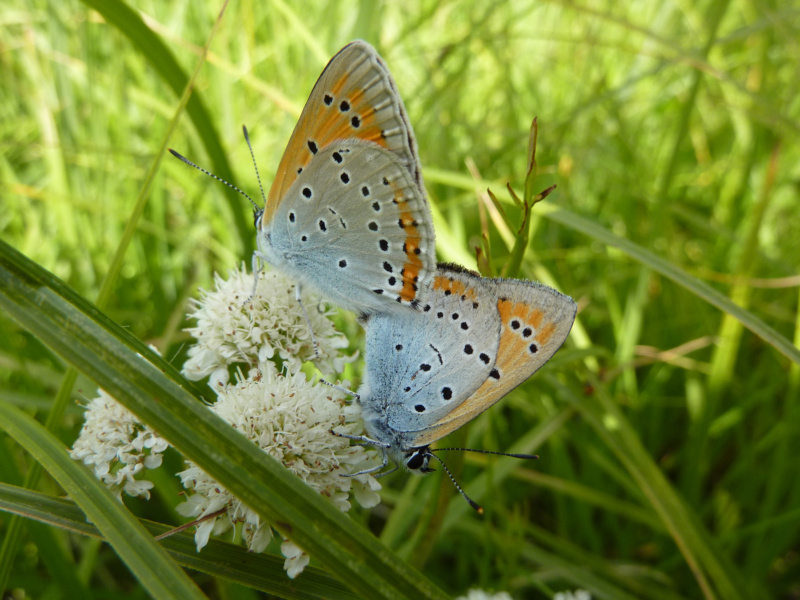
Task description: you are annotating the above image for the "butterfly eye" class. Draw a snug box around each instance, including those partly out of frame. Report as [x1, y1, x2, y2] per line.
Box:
[253, 209, 263, 229]
[406, 451, 426, 470]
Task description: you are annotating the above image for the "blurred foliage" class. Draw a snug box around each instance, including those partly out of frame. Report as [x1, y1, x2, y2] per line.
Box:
[1, 0, 799, 598]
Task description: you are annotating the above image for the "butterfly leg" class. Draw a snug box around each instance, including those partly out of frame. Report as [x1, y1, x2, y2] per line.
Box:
[331, 430, 389, 448]
[248, 252, 262, 302]
[344, 447, 390, 477]
[374, 463, 398, 478]
[295, 284, 321, 359]
[318, 378, 360, 401]
[331, 431, 393, 476]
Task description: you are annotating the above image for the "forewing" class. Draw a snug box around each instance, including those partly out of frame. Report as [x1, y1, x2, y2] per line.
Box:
[270, 141, 435, 308]
[263, 40, 423, 224]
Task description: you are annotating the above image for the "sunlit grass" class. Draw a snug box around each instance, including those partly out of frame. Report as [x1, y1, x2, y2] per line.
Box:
[1, 0, 799, 598]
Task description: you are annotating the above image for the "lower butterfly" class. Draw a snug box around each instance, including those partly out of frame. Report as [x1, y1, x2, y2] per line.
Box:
[340, 263, 576, 506]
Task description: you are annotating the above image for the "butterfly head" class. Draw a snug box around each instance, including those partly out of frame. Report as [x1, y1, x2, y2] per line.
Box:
[403, 446, 434, 473]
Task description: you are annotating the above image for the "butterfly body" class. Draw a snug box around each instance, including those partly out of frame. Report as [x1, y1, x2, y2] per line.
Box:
[358, 264, 577, 472]
[254, 40, 436, 315]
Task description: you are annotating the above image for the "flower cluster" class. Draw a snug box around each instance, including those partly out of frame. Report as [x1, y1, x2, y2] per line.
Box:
[175, 371, 380, 577]
[182, 265, 354, 387]
[71, 266, 378, 578]
[70, 389, 169, 500]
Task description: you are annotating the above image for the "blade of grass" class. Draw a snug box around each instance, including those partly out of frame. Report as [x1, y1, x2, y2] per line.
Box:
[424, 169, 799, 367]
[519, 522, 687, 600]
[0, 5, 230, 590]
[457, 520, 643, 600]
[426, 164, 799, 364]
[78, 0, 253, 255]
[0, 403, 205, 600]
[441, 406, 574, 531]
[538, 203, 799, 366]
[0, 240, 447, 600]
[564, 377, 759, 600]
[687, 141, 780, 503]
[0, 482, 360, 600]
[0, 436, 92, 599]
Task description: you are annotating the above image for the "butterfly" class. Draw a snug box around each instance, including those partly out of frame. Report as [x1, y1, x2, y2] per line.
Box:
[354, 263, 577, 475]
[253, 40, 436, 316]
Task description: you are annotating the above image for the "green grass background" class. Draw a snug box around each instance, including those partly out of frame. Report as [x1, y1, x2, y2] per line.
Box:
[1, 0, 799, 598]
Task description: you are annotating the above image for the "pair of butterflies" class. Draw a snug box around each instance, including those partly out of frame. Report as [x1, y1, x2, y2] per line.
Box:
[177, 41, 576, 478]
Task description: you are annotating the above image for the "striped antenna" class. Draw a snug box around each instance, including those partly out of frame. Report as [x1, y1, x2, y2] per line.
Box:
[426, 451, 484, 514]
[168, 148, 261, 214]
[242, 125, 268, 207]
[433, 447, 539, 460]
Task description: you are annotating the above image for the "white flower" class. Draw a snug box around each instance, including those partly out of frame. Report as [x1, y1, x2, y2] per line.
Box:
[553, 591, 591, 600]
[175, 371, 381, 578]
[182, 265, 355, 388]
[281, 539, 310, 579]
[70, 389, 169, 500]
[456, 590, 514, 600]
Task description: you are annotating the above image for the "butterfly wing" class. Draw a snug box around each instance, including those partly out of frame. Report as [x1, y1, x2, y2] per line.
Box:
[264, 140, 435, 313]
[407, 278, 577, 448]
[263, 40, 424, 225]
[360, 265, 502, 442]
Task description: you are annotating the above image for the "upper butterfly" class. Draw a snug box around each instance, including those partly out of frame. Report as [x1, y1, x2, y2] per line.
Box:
[354, 263, 577, 474]
[254, 40, 436, 316]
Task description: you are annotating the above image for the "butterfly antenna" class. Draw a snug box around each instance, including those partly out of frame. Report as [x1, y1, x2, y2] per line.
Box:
[318, 378, 360, 401]
[168, 149, 261, 213]
[434, 447, 539, 460]
[426, 451, 483, 514]
[242, 125, 268, 208]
